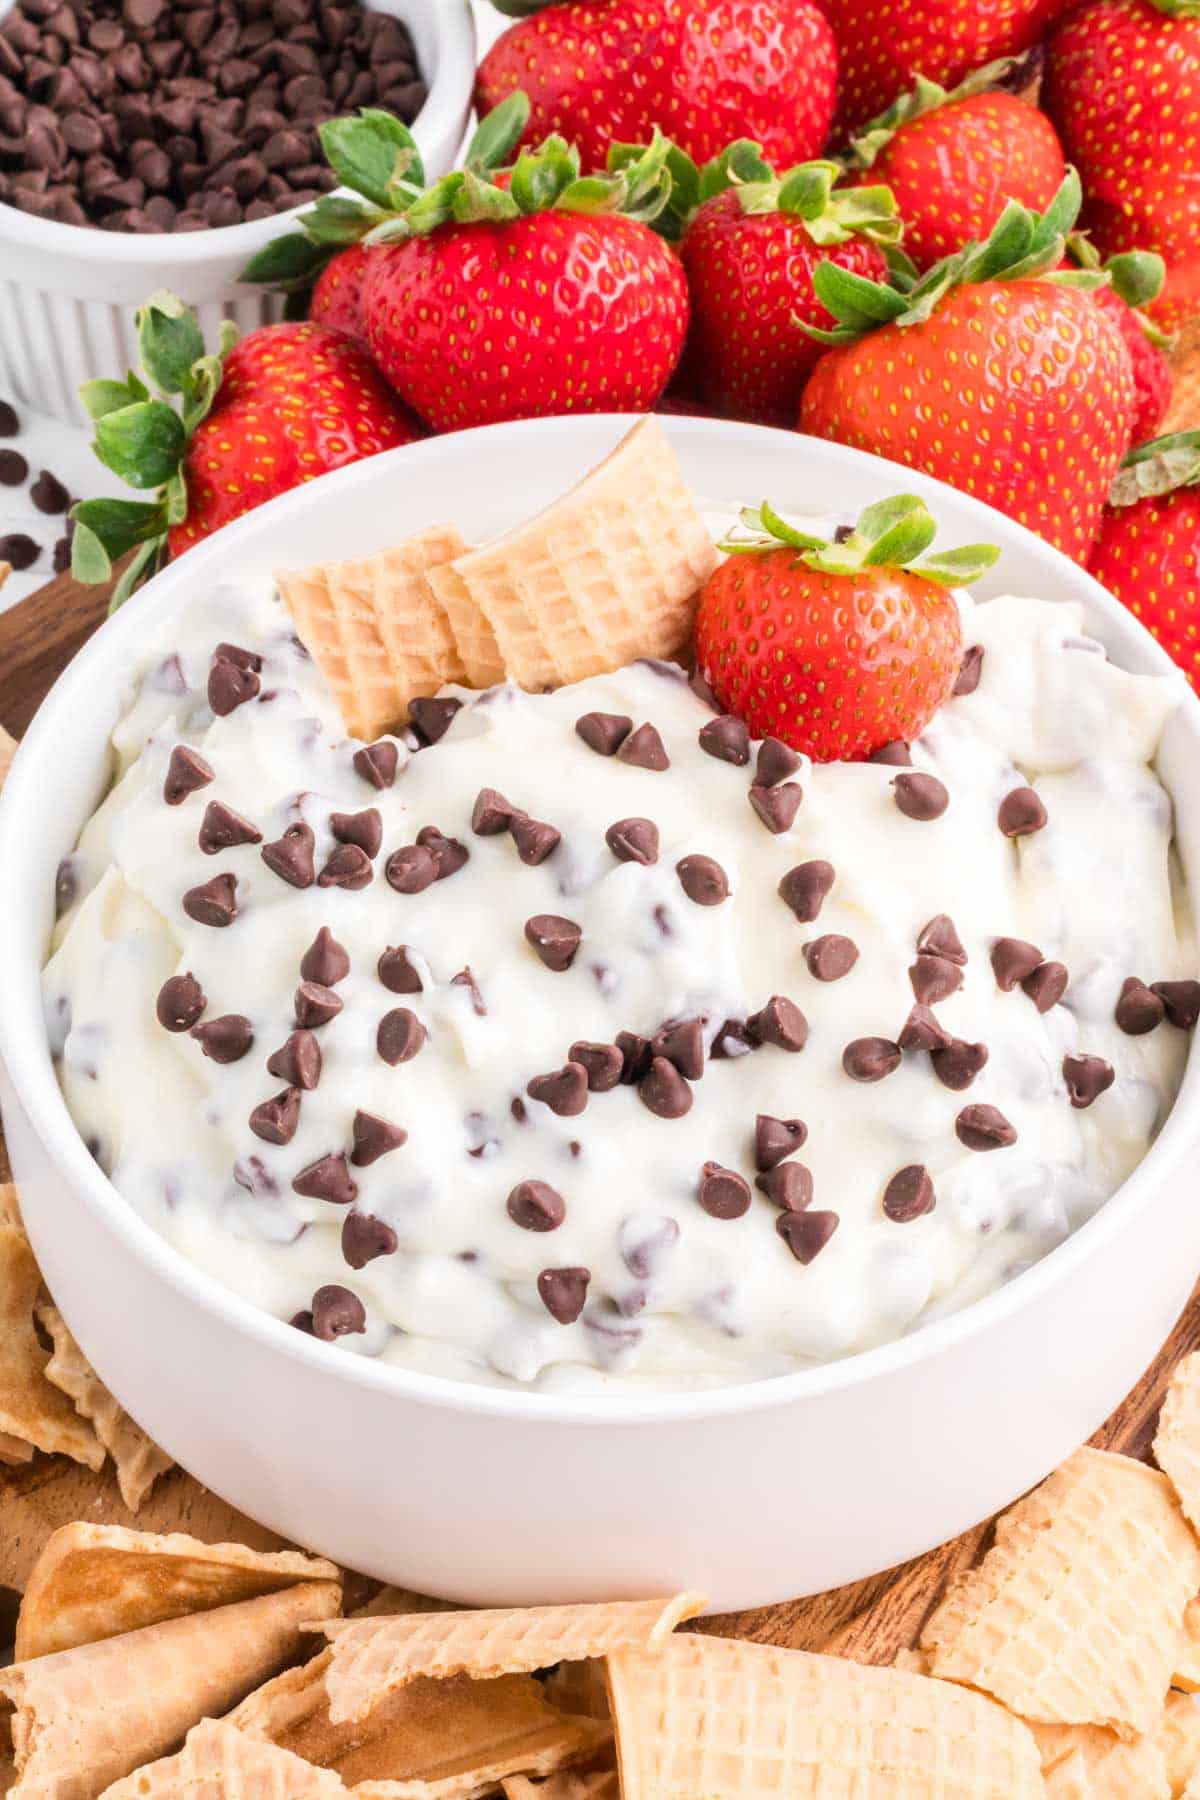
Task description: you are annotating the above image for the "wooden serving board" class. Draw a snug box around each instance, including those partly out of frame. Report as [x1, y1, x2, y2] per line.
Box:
[2, 564, 1199, 1661]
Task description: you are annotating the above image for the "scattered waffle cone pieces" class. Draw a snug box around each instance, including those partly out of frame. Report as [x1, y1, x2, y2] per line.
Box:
[1157, 1350, 1200, 1535]
[1028, 1721, 1170, 1798]
[36, 1299, 174, 1514]
[100, 1718, 348, 1800]
[0, 1195, 106, 1473]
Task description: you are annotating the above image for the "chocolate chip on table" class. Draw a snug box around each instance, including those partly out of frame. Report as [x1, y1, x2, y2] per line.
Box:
[842, 1036, 901, 1082]
[53, 533, 74, 574]
[1021, 959, 1068, 1013]
[1062, 1051, 1115, 1108]
[779, 859, 835, 923]
[538, 1266, 590, 1324]
[639, 1055, 693, 1118]
[293, 1153, 357, 1206]
[182, 871, 237, 926]
[892, 772, 949, 821]
[990, 937, 1043, 992]
[342, 1210, 399, 1268]
[471, 788, 516, 835]
[510, 813, 561, 866]
[897, 1003, 954, 1052]
[191, 1013, 253, 1062]
[329, 808, 382, 858]
[870, 740, 911, 766]
[507, 1179, 566, 1233]
[956, 1104, 1017, 1151]
[311, 1285, 366, 1340]
[577, 711, 633, 757]
[953, 645, 985, 697]
[998, 786, 1047, 837]
[0, 534, 38, 570]
[1114, 976, 1165, 1035]
[930, 1038, 988, 1091]
[0, 448, 28, 485]
[294, 979, 342, 1028]
[30, 468, 69, 513]
[756, 1161, 813, 1212]
[754, 1113, 807, 1172]
[415, 825, 469, 881]
[698, 1161, 751, 1220]
[676, 854, 730, 906]
[616, 722, 669, 770]
[917, 915, 966, 965]
[318, 842, 374, 890]
[0, 401, 17, 436]
[755, 737, 801, 788]
[408, 696, 461, 745]
[652, 1016, 705, 1080]
[525, 913, 582, 973]
[804, 934, 858, 982]
[249, 1087, 301, 1146]
[353, 741, 399, 790]
[262, 822, 316, 888]
[605, 817, 659, 866]
[882, 1165, 935, 1222]
[377, 1007, 427, 1067]
[155, 971, 205, 1032]
[698, 715, 750, 765]
[207, 655, 260, 716]
[749, 781, 803, 834]
[384, 843, 438, 894]
[350, 1110, 407, 1168]
[163, 745, 213, 805]
[909, 954, 963, 1006]
[300, 926, 349, 987]
[198, 800, 260, 854]
[1151, 980, 1200, 1031]
[776, 1209, 839, 1263]
[747, 996, 808, 1052]
[267, 1029, 321, 1090]
[527, 1062, 589, 1117]
[378, 945, 422, 994]
[568, 1041, 624, 1092]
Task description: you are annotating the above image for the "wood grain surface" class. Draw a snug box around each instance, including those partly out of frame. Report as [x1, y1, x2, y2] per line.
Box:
[2, 549, 1198, 1662]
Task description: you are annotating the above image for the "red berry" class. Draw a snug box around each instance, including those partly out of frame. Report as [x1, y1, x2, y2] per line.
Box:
[1089, 486, 1200, 689]
[1090, 284, 1171, 447]
[309, 244, 375, 343]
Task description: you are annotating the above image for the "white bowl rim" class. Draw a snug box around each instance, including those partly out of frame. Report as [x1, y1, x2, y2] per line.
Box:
[2, 412, 1198, 1428]
[0, 0, 475, 261]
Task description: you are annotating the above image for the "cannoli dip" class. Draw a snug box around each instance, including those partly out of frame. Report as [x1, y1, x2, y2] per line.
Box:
[44, 525, 1197, 1392]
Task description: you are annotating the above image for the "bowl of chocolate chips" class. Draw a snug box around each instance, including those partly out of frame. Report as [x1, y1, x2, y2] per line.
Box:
[0, 0, 475, 421]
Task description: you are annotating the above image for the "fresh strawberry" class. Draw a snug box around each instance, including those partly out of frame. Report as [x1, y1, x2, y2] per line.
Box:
[70, 298, 419, 605]
[676, 148, 897, 426]
[309, 244, 375, 342]
[821, 0, 1072, 139]
[1044, 0, 1200, 330]
[694, 497, 995, 759]
[1088, 433, 1200, 688]
[475, 0, 837, 175]
[799, 177, 1137, 563]
[1064, 234, 1172, 446]
[841, 62, 1067, 271]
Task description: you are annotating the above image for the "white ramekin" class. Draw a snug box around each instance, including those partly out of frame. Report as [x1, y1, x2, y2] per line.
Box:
[1, 415, 1198, 1610]
[0, 0, 475, 424]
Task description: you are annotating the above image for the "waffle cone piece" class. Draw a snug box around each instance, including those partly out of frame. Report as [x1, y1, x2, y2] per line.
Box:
[1028, 1720, 1169, 1798]
[502, 1772, 619, 1799]
[318, 1594, 705, 1726]
[0, 1208, 105, 1471]
[425, 417, 718, 693]
[277, 524, 469, 740]
[100, 1717, 348, 1800]
[1043, 1748, 1092, 1799]
[1156, 1349, 1200, 1531]
[1159, 1691, 1200, 1793]
[0, 1581, 340, 1800]
[922, 1447, 1200, 1740]
[606, 1632, 1044, 1797]
[1174, 1600, 1200, 1692]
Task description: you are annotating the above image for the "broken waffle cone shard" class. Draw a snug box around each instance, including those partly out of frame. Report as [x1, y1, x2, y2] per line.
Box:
[276, 523, 469, 740]
[0, 1428, 34, 1465]
[0, 1580, 341, 1800]
[426, 416, 719, 693]
[921, 1446, 1200, 1741]
[1155, 1349, 1200, 1533]
[501, 1772, 619, 1799]
[1028, 1719, 1170, 1799]
[1174, 1599, 1200, 1692]
[1158, 1691, 1200, 1793]
[16, 1521, 341, 1662]
[1043, 1747, 1092, 1799]
[99, 1717, 348, 1800]
[317, 1593, 706, 1725]
[605, 1632, 1044, 1798]
[36, 1297, 174, 1516]
[0, 1212, 105, 1471]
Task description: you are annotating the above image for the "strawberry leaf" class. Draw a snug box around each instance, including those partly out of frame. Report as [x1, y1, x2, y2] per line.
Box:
[109, 537, 167, 612]
[135, 291, 206, 397]
[302, 194, 384, 246]
[78, 373, 149, 422]
[240, 232, 331, 286]
[843, 57, 1022, 171]
[93, 401, 187, 489]
[465, 91, 531, 172]
[1109, 431, 1200, 506]
[319, 109, 424, 209]
[1104, 250, 1166, 309]
[720, 494, 998, 586]
[454, 166, 522, 223]
[910, 544, 1001, 586]
[511, 137, 580, 212]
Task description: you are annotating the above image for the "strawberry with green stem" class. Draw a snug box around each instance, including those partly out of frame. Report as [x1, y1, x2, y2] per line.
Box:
[1088, 432, 1200, 688]
[694, 496, 997, 760]
[1064, 231, 1172, 446]
[799, 175, 1139, 563]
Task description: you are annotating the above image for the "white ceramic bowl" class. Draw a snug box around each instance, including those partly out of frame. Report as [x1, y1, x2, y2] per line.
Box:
[0, 0, 475, 423]
[2, 415, 1199, 1611]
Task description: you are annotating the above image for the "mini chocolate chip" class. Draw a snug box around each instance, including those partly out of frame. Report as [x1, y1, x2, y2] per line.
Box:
[191, 1013, 253, 1062]
[30, 468, 69, 514]
[300, 927, 350, 986]
[756, 1162, 814, 1212]
[917, 914, 966, 965]
[350, 1110, 407, 1167]
[294, 980, 342, 1028]
[698, 715, 750, 765]
[267, 1030, 321, 1090]
[842, 1036, 901, 1082]
[930, 1038, 989, 1091]
[182, 872, 237, 927]
[755, 737, 801, 787]
[1151, 980, 1200, 1031]
[779, 860, 835, 922]
[163, 745, 213, 804]
[507, 1179, 566, 1232]
[527, 1062, 589, 1116]
[1022, 960, 1068, 1013]
[897, 1004, 954, 1052]
[471, 787, 515, 835]
[909, 954, 963, 1006]
[262, 823, 315, 888]
[378, 946, 423, 994]
[384, 843, 438, 894]
[525, 914, 582, 972]
[311, 1284, 365, 1339]
[290, 1311, 316, 1335]
[377, 1008, 427, 1066]
[537, 1266, 590, 1324]
[568, 1041, 624, 1092]
[870, 740, 911, 766]
[991, 937, 1043, 991]
[0, 449, 28, 485]
[651, 1017, 705, 1080]
[776, 1208, 839, 1263]
[342, 1211, 399, 1267]
[207, 655, 260, 716]
[882, 1165, 935, 1222]
[156, 972, 206, 1031]
[953, 644, 984, 696]
[711, 1018, 755, 1059]
[408, 696, 461, 744]
[353, 741, 398, 788]
[198, 800, 261, 854]
[1115, 977, 1165, 1036]
[249, 1087, 301, 1146]
[749, 781, 803, 834]
[676, 853, 730, 906]
[329, 807, 382, 857]
[617, 722, 669, 770]
[747, 996, 809, 1052]
[293, 1153, 357, 1206]
[698, 1161, 751, 1219]
[0, 535, 38, 570]
[1062, 1052, 1115, 1108]
[318, 843, 374, 890]
[0, 402, 17, 436]
[956, 1104, 1017, 1151]
[576, 711, 633, 756]
[605, 817, 659, 865]
[998, 786, 1047, 837]
[616, 1031, 654, 1084]
[639, 1055, 693, 1118]
[892, 772, 949, 821]
[510, 814, 561, 865]
[415, 825, 469, 880]
[804, 934, 858, 982]
[754, 1114, 807, 1172]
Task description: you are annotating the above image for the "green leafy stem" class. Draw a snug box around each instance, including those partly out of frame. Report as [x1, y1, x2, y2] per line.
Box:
[720, 496, 1000, 586]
